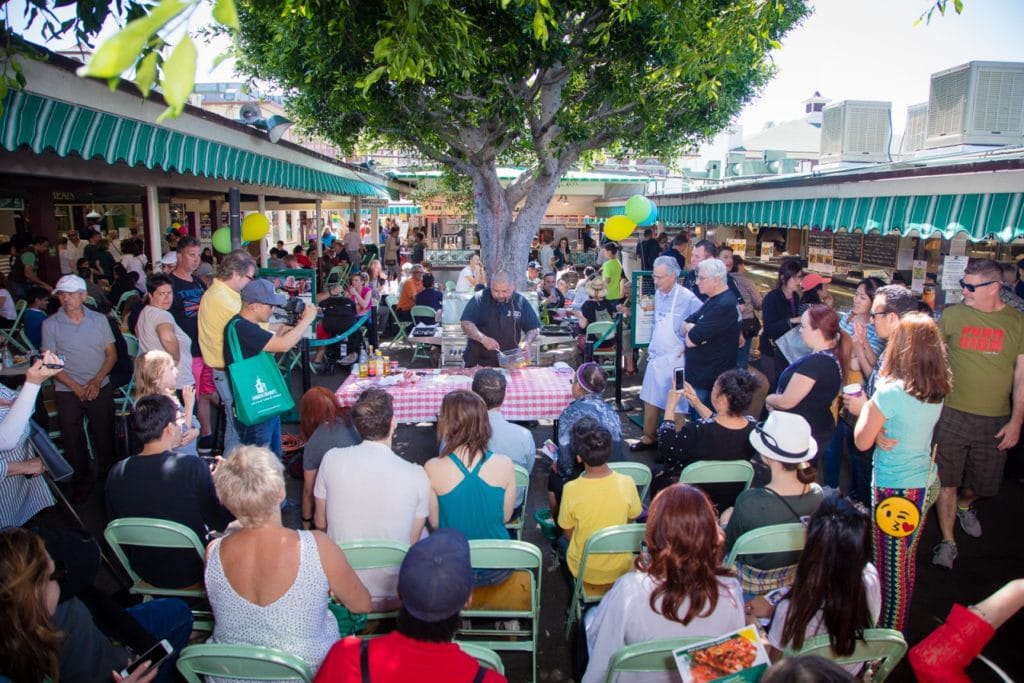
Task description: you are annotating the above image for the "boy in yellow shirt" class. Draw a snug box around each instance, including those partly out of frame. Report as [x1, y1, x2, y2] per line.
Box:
[558, 417, 642, 586]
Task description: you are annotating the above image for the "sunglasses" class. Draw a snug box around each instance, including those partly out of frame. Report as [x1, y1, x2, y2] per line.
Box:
[959, 279, 999, 293]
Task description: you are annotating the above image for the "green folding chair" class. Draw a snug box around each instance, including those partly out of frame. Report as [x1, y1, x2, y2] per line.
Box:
[383, 294, 412, 347]
[505, 464, 531, 540]
[459, 540, 543, 683]
[609, 461, 652, 502]
[324, 264, 350, 291]
[586, 317, 620, 381]
[337, 539, 409, 629]
[1, 299, 30, 353]
[408, 304, 439, 365]
[565, 523, 645, 639]
[783, 628, 908, 682]
[679, 460, 756, 490]
[118, 333, 142, 410]
[103, 517, 213, 631]
[603, 636, 709, 683]
[114, 289, 140, 318]
[176, 643, 312, 682]
[458, 642, 506, 675]
[724, 522, 807, 568]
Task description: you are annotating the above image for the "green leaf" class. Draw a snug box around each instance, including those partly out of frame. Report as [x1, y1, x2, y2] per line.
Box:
[157, 35, 197, 121]
[532, 10, 547, 44]
[212, 0, 240, 31]
[77, 0, 189, 80]
[0, 80, 8, 103]
[135, 50, 159, 96]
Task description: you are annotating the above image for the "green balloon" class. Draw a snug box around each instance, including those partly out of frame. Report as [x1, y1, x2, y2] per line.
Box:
[212, 227, 232, 254]
[625, 195, 649, 223]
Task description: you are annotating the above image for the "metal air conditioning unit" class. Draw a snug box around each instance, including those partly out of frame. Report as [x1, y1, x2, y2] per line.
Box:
[763, 150, 797, 175]
[900, 103, 929, 155]
[924, 61, 1024, 149]
[819, 100, 892, 164]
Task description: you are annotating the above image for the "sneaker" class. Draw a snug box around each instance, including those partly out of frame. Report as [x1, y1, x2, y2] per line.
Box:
[957, 507, 982, 538]
[497, 619, 520, 632]
[932, 541, 958, 569]
[337, 352, 358, 366]
[197, 435, 214, 455]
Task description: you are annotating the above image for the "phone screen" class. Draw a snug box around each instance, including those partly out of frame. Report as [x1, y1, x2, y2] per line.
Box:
[674, 367, 686, 391]
[120, 640, 172, 678]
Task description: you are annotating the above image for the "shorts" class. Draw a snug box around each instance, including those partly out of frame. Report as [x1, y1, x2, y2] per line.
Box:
[191, 357, 215, 396]
[934, 405, 1008, 497]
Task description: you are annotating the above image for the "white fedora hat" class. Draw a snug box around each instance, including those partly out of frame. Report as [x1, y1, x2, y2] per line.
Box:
[749, 411, 817, 463]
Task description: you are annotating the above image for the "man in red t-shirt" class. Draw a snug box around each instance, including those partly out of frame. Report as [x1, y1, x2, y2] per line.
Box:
[315, 530, 507, 683]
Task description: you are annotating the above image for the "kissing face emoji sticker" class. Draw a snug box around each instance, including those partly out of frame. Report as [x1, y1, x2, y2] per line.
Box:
[875, 496, 921, 538]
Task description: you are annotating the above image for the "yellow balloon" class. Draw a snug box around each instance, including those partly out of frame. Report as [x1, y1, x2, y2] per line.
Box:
[604, 215, 636, 241]
[242, 213, 271, 241]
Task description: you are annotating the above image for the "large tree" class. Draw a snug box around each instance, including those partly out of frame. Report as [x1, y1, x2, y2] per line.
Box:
[233, 0, 808, 279]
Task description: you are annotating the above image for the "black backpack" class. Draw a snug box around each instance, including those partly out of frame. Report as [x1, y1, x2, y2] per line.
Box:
[320, 296, 358, 335]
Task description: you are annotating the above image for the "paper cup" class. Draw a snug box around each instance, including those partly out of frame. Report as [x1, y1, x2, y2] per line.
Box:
[842, 383, 863, 397]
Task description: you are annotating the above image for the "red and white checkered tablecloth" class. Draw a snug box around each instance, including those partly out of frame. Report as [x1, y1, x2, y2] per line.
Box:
[335, 367, 575, 423]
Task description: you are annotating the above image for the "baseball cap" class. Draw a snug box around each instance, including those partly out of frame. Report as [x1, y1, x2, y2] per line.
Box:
[160, 252, 178, 266]
[397, 529, 472, 622]
[53, 274, 87, 293]
[528, 260, 541, 270]
[241, 279, 287, 306]
[801, 273, 832, 290]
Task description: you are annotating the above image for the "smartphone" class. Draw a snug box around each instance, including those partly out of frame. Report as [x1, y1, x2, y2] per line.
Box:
[542, 439, 558, 458]
[674, 366, 686, 391]
[201, 455, 218, 468]
[119, 639, 172, 679]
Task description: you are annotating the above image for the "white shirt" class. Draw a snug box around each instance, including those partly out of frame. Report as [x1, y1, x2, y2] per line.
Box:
[0, 289, 15, 321]
[583, 572, 746, 683]
[63, 241, 84, 274]
[120, 254, 147, 292]
[540, 245, 556, 275]
[135, 306, 196, 388]
[344, 230, 363, 252]
[768, 563, 881, 673]
[456, 265, 477, 293]
[313, 441, 430, 602]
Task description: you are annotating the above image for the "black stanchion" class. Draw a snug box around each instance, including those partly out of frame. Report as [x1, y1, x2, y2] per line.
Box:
[299, 337, 311, 395]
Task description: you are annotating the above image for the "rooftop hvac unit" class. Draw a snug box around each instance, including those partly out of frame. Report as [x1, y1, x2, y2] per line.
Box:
[924, 61, 1024, 149]
[819, 100, 892, 164]
[901, 103, 929, 154]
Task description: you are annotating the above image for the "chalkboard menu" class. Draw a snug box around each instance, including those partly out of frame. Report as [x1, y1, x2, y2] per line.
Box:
[833, 232, 863, 264]
[807, 230, 833, 250]
[861, 233, 899, 268]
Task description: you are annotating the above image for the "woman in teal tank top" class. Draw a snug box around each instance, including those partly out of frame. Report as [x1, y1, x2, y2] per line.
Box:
[425, 391, 517, 584]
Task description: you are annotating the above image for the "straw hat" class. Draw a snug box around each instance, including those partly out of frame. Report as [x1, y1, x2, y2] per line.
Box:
[585, 276, 607, 299]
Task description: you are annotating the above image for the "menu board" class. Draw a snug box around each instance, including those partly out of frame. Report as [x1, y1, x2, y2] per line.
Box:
[861, 233, 900, 268]
[832, 232, 863, 264]
[807, 230, 833, 250]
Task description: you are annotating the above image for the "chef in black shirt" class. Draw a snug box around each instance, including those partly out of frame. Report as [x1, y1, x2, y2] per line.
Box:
[460, 271, 541, 367]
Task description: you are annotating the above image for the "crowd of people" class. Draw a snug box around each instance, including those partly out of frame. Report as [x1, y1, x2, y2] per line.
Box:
[0, 217, 1022, 682]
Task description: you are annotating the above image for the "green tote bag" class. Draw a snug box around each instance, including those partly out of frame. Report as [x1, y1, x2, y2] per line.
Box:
[226, 319, 295, 426]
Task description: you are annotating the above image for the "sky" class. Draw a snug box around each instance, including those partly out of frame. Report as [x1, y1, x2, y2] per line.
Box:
[735, 0, 1024, 135]
[13, 0, 1024, 138]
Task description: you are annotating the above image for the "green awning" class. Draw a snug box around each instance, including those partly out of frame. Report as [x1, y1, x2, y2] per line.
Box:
[656, 193, 1024, 242]
[0, 91, 390, 199]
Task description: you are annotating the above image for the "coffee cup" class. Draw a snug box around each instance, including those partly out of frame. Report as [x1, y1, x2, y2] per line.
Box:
[842, 383, 863, 397]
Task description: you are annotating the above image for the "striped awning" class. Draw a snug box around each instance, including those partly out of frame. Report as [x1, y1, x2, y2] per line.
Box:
[392, 167, 658, 184]
[0, 91, 390, 199]
[650, 194, 1024, 242]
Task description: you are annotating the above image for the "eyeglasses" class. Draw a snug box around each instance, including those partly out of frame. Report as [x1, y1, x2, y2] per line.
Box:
[868, 310, 892, 319]
[959, 279, 999, 293]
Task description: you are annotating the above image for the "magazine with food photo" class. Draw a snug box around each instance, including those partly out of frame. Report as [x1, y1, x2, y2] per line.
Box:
[673, 625, 770, 683]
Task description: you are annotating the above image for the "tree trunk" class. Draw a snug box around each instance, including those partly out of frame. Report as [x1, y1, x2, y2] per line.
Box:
[470, 168, 560, 289]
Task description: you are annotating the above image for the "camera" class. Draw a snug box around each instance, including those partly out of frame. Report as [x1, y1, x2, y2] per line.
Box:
[281, 296, 306, 326]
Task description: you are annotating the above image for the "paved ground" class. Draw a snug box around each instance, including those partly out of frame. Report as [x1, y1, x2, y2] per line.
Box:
[67, 340, 1024, 682]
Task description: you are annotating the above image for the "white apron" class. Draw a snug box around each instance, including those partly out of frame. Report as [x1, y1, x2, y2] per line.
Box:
[640, 285, 688, 411]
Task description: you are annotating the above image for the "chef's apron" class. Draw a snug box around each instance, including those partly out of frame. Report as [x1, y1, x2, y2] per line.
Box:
[639, 285, 688, 412]
[463, 292, 521, 367]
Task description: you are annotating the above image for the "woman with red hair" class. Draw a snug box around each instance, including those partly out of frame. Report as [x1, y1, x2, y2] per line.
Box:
[299, 387, 360, 530]
[765, 304, 850, 455]
[581, 484, 745, 683]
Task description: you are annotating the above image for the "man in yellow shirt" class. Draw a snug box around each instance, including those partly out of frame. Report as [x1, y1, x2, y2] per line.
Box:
[198, 249, 257, 455]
